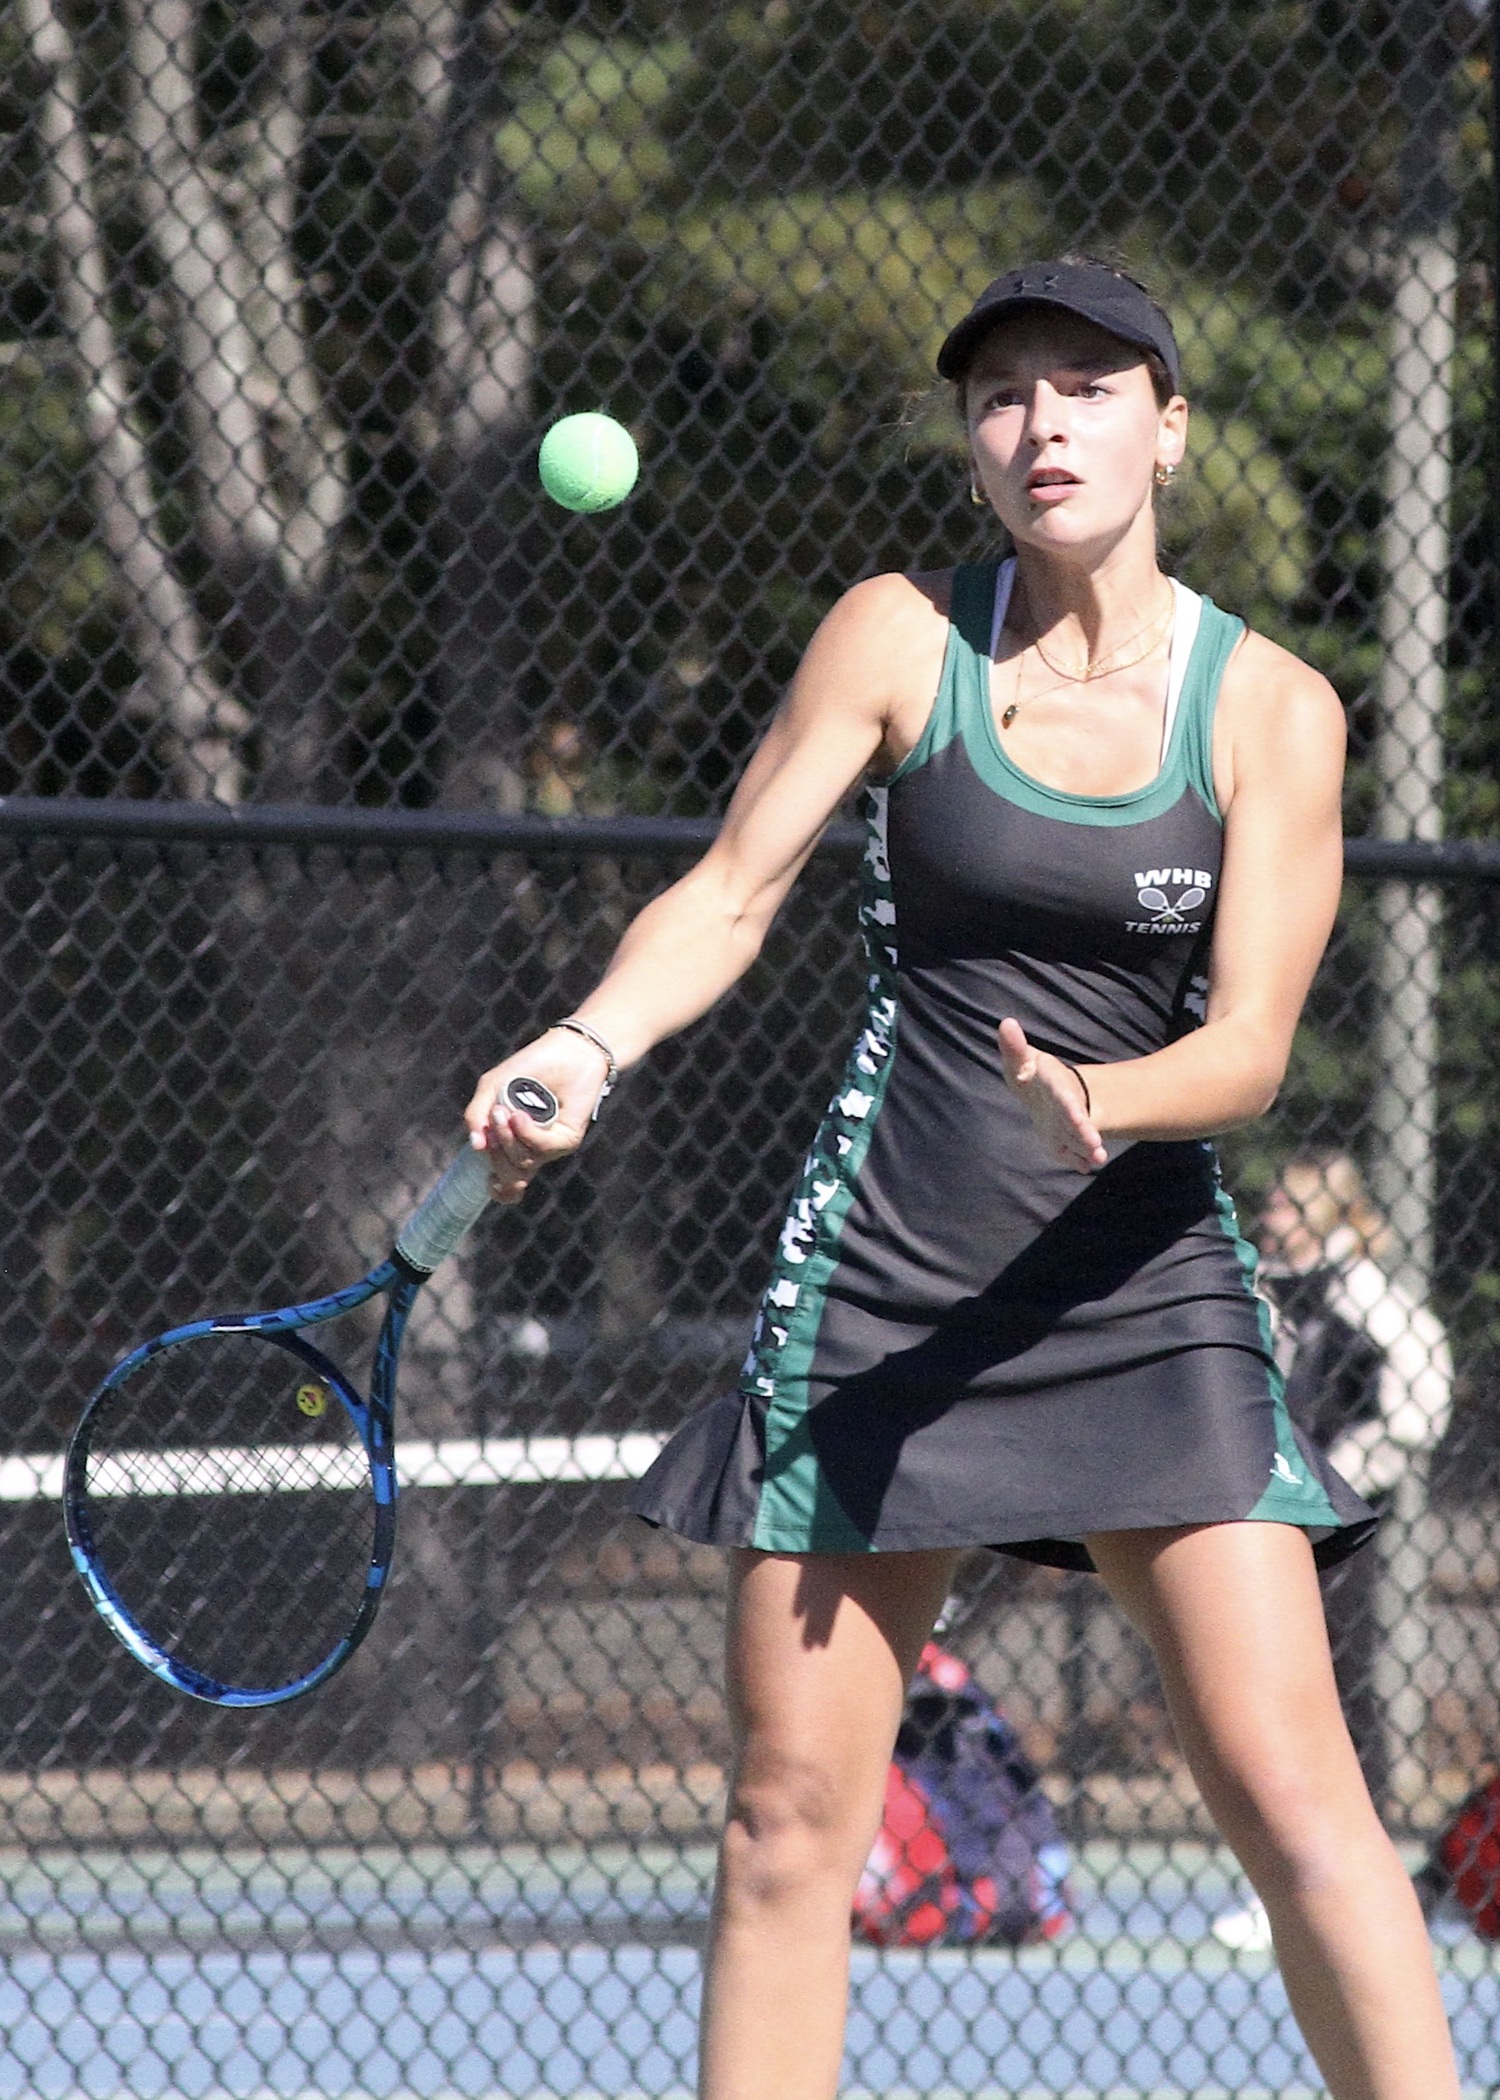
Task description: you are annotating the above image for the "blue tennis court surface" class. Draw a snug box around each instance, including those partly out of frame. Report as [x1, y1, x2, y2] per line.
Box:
[0, 1841, 1492, 2097]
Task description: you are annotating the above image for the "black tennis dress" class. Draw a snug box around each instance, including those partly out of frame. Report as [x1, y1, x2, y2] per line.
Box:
[631, 561, 1375, 1571]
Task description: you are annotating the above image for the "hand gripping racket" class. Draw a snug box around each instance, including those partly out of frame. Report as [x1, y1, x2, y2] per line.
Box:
[64, 1075, 558, 1708]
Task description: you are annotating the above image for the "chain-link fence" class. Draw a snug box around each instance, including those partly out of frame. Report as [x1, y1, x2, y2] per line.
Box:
[2, 1, 1499, 2093]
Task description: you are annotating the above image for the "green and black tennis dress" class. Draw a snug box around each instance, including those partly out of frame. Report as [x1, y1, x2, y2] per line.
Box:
[632, 561, 1375, 1571]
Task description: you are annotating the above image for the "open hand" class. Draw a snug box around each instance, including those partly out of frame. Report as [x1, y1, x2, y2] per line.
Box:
[997, 1019, 1107, 1173]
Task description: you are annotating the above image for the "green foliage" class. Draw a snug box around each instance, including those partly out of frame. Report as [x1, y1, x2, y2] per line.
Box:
[495, 33, 697, 217]
[0, 355, 157, 792]
[656, 185, 1052, 396]
[0, 358, 103, 648]
[4, 0, 1492, 813]
[1162, 405, 1312, 630]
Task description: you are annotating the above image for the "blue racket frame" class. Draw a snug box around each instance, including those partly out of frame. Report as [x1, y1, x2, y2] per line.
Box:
[64, 1261, 420, 1707]
[64, 1087, 557, 1710]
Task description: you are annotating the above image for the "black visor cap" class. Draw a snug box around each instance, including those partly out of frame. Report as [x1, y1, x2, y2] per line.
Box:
[937, 260, 1182, 393]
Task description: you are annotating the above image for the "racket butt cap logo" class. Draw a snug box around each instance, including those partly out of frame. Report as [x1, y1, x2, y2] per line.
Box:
[505, 1075, 558, 1124]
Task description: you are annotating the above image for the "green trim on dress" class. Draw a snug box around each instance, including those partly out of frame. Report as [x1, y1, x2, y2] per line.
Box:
[1210, 1174, 1342, 1532]
[912, 561, 1244, 827]
[745, 785, 900, 1550]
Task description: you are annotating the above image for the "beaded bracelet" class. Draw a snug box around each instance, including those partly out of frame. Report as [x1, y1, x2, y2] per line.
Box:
[547, 1017, 619, 1120]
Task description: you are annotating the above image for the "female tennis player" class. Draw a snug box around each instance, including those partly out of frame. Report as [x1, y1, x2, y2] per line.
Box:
[466, 258, 1458, 2099]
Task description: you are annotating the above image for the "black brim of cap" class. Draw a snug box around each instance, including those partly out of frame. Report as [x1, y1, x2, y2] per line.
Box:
[936, 288, 1181, 390]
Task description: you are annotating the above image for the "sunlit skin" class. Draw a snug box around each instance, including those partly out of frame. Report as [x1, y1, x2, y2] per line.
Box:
[460, 301, 1460, 2100]
[964, 310, 1186, 563]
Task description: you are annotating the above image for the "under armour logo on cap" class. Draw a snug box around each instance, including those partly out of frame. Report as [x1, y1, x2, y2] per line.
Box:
[935, 257, 1182, 388]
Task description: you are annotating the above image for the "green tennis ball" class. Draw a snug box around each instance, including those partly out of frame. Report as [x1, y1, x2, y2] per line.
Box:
[538, 412, 639, 513]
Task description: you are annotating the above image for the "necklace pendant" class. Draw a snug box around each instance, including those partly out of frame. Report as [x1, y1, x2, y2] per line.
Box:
[1000, 702, 1019, 729]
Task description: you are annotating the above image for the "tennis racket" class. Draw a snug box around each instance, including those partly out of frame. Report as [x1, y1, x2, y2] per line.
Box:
[64, 1075, 559, 1709]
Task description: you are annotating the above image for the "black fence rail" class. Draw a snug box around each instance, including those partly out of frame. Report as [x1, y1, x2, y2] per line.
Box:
[3, 794, 1500, 879]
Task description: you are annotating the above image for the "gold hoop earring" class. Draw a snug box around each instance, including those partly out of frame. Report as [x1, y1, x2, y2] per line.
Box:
[969, 480, 988, 507]
[1153, 463, 1176, 488]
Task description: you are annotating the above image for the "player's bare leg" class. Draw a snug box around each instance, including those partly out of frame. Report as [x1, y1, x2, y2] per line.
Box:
[1089, 1521, 1459, 2100]
[698, 1546, 960, 2100]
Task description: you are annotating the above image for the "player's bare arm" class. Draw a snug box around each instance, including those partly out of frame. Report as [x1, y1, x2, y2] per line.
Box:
[465, 571, 947, 1196]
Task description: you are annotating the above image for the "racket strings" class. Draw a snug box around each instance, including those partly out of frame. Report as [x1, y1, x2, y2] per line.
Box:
[79, 1331, 379, 1692]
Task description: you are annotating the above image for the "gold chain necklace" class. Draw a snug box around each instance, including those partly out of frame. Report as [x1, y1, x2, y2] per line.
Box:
[1000, 587, 1174, 730]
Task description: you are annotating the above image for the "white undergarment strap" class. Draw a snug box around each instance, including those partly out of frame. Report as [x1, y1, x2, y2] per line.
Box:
[988, 561, 1202, 769]
[987, 558, 1017, 660]
[1160, 579, 1203, 763]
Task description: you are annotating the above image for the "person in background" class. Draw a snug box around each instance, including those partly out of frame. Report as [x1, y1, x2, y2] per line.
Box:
[1213, 1152, 1453, 1953]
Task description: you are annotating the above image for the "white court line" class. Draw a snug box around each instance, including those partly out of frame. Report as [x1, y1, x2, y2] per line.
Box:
[0, 1435, 665, 1502]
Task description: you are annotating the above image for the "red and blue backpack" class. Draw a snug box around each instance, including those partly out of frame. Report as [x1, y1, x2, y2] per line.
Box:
[853, 1643, 1075, 1948]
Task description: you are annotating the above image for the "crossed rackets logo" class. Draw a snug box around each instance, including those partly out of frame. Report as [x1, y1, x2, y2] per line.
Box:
[1127, 867, 1212, 934]
[1136, 882, 1205, 926]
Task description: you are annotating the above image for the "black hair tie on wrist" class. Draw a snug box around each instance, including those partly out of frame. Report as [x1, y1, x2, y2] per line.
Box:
[1060, 1060, 1092, 1118]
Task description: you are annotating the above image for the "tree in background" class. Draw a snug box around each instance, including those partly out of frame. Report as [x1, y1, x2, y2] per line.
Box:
[3, 0, 537, 800]
[2, 1, 1490, 813]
